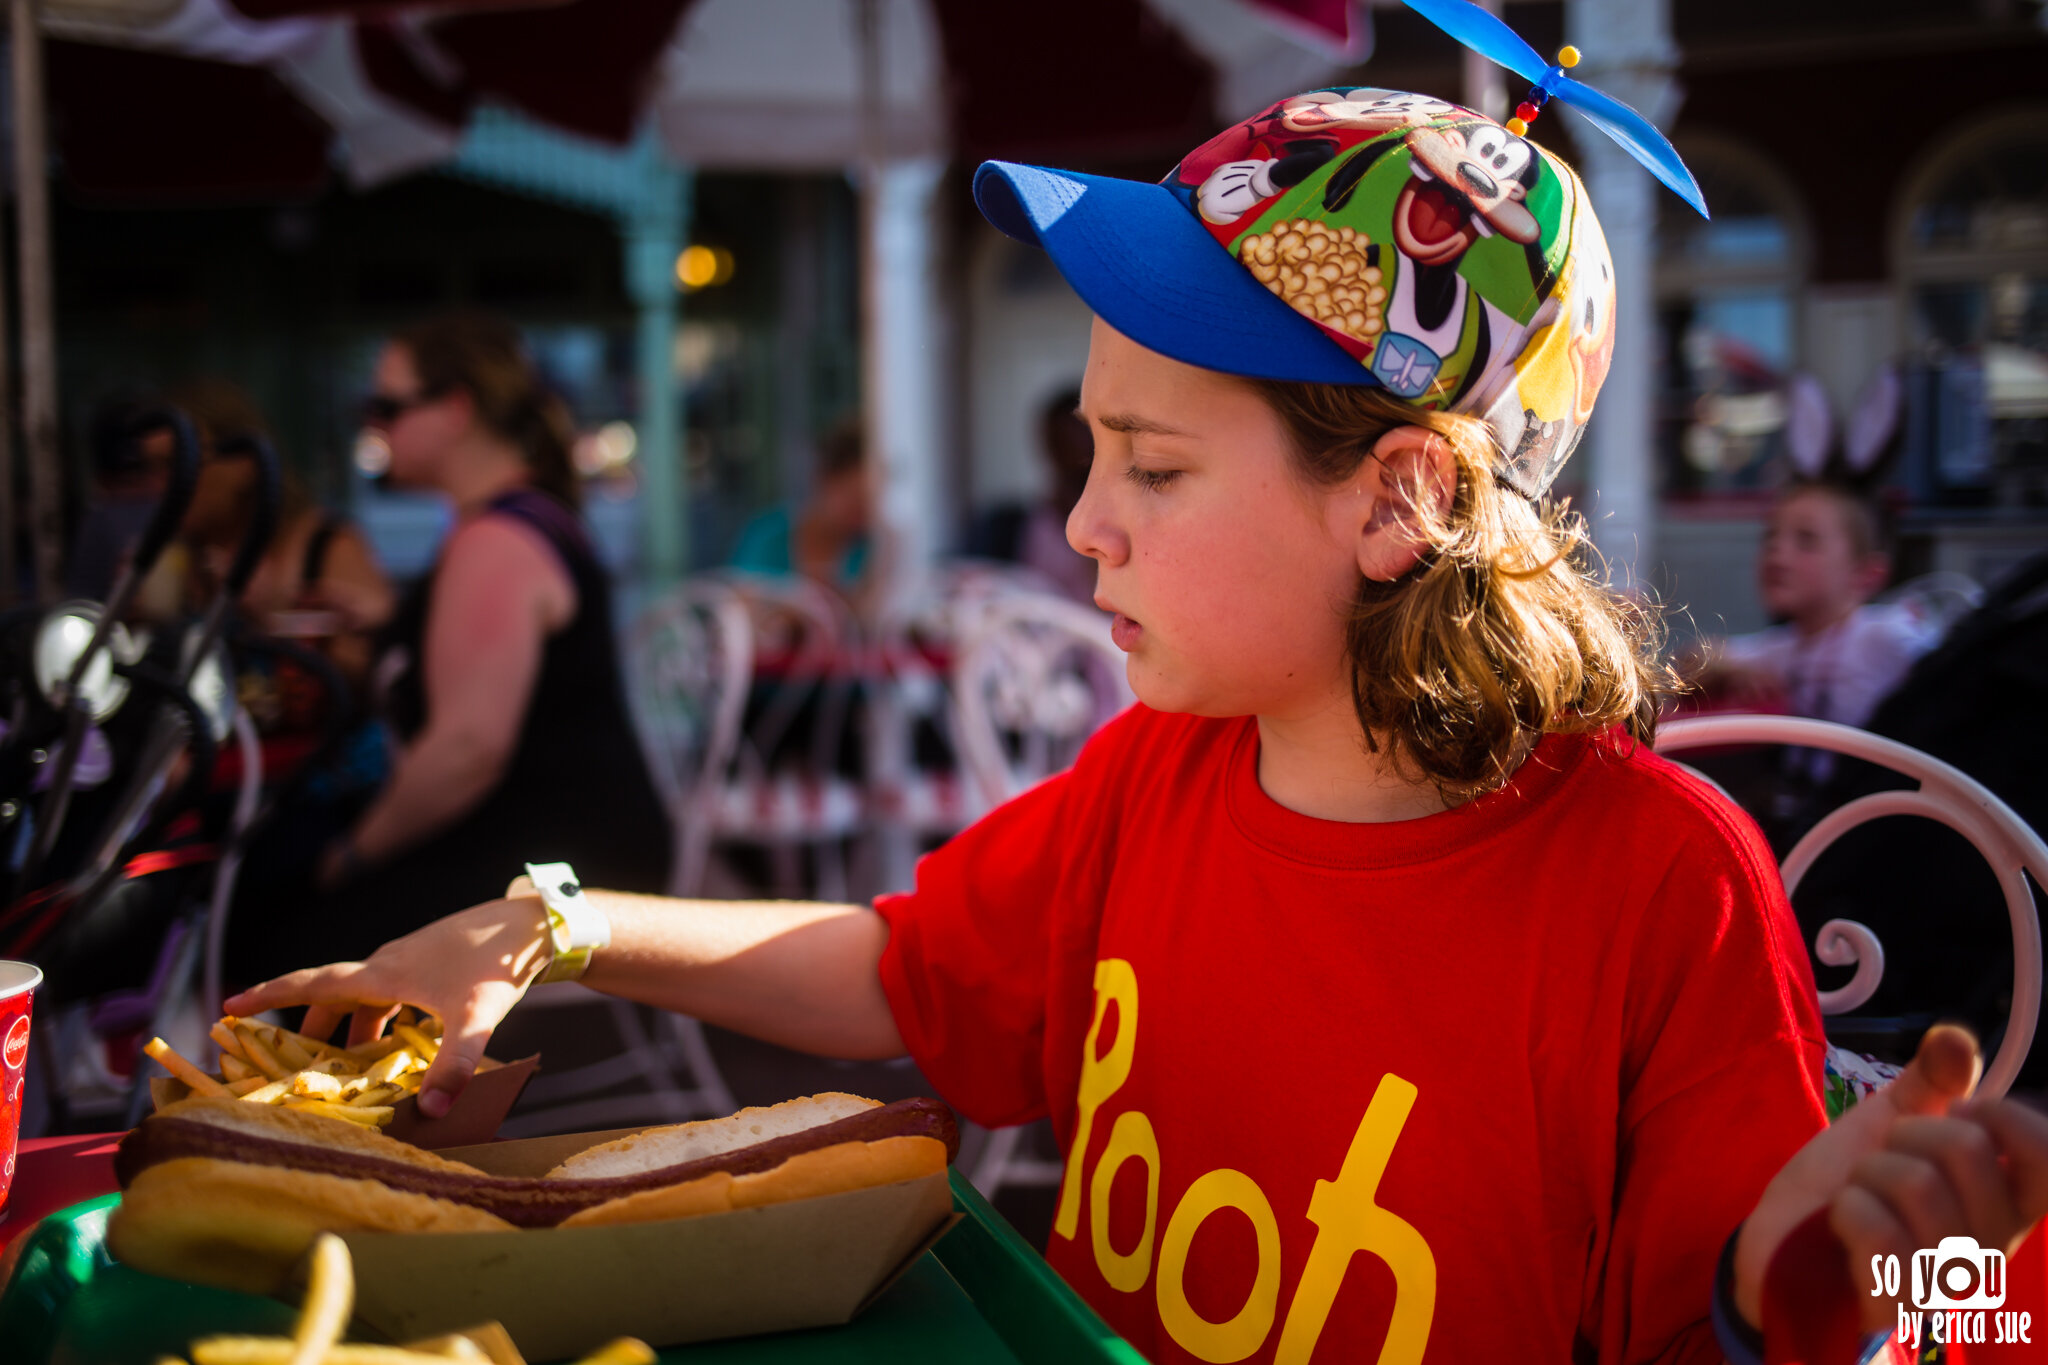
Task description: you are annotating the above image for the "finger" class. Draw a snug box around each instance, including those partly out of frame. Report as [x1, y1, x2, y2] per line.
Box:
[1851, 1149, 1971, 1255]
[415, 993, 506, 1120]
[225, 964, 376, 1018]
[1884, 1115, 2025, 1253]
[1831, 1185, 1917, 1333]
[1879, 1023, 1983, 1118]
[348, 1004, 401, 1049]
[505, 874, 536, 899]
[298, 1005, 346, 1044]
[1955, 1096, 2048, 1232]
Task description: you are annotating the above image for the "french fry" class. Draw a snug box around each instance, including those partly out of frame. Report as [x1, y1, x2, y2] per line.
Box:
[211, 1021, 250, 1064]
[346, 1083, 400, 1108]
[290, 1071, 345, 1101]
[226, 1077, 270, 1097]
[193, 1340, 487, 1365]
[365, 1050, 417, 1087]
[242, 1078, 293, 1105]
[393, 1025, 439, 1064]
[336, 1035, 409, 1065]
[270, 1023, 336, 1056]
[220, 1054, 257, 1083]
[144, 1038, 235, 1098]
[279, 1098, 394, 1126]
[233, 1025, 290, 1081]
[273, 1031, 315, 1071]
[284, 1234, 353, 1365]
[569, 1341, 656, 1365]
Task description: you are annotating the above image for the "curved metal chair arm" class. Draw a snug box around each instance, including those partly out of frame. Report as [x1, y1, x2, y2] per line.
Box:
[1658, 713, 2045, 1098]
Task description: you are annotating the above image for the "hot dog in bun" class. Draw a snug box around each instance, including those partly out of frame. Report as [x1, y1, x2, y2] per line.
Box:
[110, 1092, 959, 1293]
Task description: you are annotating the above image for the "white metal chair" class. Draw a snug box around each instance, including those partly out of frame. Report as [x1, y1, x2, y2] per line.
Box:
[709, 572, 867, 903]
[951, 591, 1134, 817]
[949, 591, 1133, 1200]
[1657, 713, 2044, 1098]
[865, 562, 1072, 891]
[627, 578, 753, 899]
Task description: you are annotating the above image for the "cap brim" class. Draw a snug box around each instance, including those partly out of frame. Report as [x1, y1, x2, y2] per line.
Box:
[974, 161, 1377, 386]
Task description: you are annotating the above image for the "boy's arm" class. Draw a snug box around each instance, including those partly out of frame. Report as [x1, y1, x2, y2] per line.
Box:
[225, 889, 903, 1118]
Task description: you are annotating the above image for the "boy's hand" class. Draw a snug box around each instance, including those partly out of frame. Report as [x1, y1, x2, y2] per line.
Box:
[1833, 1094, 2048, 1330]
[223, 888, 552, 1118]
[1733, 1025, 1982, 1327]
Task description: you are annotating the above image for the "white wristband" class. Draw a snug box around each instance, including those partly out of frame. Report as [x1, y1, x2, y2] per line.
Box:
[528, 861, 609, 983]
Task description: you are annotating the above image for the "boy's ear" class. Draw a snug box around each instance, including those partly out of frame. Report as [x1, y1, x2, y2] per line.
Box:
[1355, 425, 1456, 583]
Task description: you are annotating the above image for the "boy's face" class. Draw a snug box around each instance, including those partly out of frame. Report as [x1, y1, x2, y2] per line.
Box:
[1069, 319, 1362, 718]
[1759, 489, 1887, 625]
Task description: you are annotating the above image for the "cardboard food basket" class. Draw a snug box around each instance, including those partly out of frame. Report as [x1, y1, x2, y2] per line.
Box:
[148, 1053, 541, 1148]
[338, 1123, 961, 1360]
[0, 1171, 1146, 1364]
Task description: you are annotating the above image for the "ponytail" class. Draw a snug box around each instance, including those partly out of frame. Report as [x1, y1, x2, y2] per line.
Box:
[396, 311, 583, 510]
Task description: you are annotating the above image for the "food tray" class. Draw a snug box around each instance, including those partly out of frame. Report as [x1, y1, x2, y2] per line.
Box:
[0, 1172, 1145, 1365]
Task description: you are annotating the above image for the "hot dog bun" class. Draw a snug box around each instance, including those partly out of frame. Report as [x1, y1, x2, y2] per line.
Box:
[561, 1135, 948, 1227]
[545, 1092, 881, 1179]
[109, 1157, 515, 1294]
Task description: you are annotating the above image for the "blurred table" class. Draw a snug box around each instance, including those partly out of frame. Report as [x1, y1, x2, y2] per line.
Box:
[0, 1132, 121, 1255]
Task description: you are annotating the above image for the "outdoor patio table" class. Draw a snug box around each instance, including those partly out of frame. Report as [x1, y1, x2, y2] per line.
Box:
[0, 1135, 1140, 1365]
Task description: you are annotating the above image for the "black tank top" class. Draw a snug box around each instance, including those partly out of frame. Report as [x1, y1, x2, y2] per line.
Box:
[376, 487, 669, 883]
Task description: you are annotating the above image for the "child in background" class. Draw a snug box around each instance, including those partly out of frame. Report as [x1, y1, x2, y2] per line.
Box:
[1699, 480, 1936, 731]
[230, 70, 2048, 1365]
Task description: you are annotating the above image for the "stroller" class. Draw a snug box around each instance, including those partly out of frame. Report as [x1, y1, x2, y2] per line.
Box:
[0, 408, 352, 1131]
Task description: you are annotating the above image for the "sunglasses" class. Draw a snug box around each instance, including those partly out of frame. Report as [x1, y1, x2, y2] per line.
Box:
[361, 389, 444, 428]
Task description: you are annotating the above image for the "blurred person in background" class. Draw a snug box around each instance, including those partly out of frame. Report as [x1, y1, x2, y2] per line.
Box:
[728, 417, 882, 610]
[964, 386, 1095, 603]
[64, 397, 177, 603]
[227, 312, 670, 982]
[1689, 480, 1935, 731]
[166, 377, 393, 688]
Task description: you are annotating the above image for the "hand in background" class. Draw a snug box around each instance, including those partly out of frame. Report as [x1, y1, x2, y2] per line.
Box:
[1833, 1090, 2048, 1331]
[1734, 1025, 1983, 1327]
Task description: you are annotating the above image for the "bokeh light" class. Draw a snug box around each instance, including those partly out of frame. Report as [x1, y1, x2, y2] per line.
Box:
[674, 244, 735, 292]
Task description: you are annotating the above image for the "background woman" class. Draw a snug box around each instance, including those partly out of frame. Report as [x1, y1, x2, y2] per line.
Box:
[228, 312, 670, 981]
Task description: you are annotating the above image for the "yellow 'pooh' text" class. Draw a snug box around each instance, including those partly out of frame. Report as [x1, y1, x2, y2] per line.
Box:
[1054, 958, 1437, 1364]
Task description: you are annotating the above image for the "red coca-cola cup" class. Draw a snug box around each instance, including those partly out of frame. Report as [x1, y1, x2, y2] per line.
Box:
[0, 960, 40, 1222]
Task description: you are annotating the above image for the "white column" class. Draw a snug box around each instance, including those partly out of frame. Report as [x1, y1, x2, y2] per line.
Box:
[862, 157, 949, 596]
[1461, 0, 1507, 122]
[1566, 0, 1678, 591]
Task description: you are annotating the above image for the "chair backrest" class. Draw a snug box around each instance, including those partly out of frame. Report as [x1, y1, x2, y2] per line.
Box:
[627, 578, 753, 895]
[716, 571, 860, 780]
[951, 592, 1134, 812]
[1657, 713, 2045, 1097]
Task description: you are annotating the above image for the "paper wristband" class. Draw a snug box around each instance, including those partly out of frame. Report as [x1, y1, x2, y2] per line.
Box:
[528, 861, 610, 984]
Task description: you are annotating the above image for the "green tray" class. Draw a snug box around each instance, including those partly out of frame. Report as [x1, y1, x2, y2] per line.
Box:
[0, 1172, 1142, 1365]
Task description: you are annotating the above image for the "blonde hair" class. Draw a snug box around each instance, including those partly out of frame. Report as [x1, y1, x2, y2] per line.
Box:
[1249, 379, 1671, 803]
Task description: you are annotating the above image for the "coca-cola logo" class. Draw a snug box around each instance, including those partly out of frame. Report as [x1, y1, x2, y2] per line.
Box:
[3, 1015, 28, 1071]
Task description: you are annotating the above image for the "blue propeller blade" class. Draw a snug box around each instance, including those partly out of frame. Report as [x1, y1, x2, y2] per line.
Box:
[1401, 0, 1548, 85]
[1553, 75, 1708, 218]
[1401, 0, 1710, 219]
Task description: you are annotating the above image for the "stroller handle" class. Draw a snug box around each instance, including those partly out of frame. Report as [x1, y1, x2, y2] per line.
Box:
[211, 432, 281, 599]
[121, 407, 202, 592]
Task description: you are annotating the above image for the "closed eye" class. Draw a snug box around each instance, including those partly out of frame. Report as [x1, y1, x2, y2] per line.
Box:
[1124, 465, 1181, 491]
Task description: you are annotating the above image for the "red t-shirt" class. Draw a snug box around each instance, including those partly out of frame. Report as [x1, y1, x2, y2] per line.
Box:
[878, 706, 1830, 1364]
